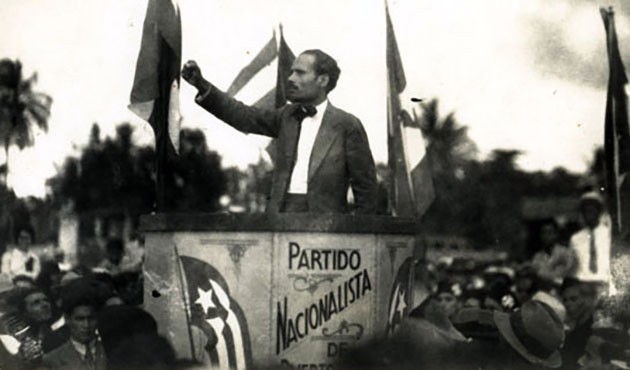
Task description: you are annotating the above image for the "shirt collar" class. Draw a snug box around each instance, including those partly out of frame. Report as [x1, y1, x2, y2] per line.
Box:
[313, 100, 328, 119]
[70, 337, 99, 358]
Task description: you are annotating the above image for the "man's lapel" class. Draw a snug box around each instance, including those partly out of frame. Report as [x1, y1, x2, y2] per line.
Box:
[308, 103, 340, 180]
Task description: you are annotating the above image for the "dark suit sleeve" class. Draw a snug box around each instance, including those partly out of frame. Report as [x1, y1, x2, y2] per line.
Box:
[346, 118, 378, 214]
[195, 85, 282, 138]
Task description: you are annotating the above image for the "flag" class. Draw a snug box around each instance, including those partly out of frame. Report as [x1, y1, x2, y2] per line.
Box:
[180, 255, 253, 369]
[129, 0, 182, 211]
[273, 26, 296, 109]
[386, 257, 414, 335]
[601, 7, 630, 237]
[386, 2, 435, 218]
[225, 26, 295, 162]
[226, 33, 278, 97]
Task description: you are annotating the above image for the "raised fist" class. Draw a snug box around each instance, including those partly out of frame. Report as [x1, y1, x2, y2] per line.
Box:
[181, 60, 208, 92]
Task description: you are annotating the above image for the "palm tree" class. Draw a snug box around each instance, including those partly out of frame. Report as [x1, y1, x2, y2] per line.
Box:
[414, 98, 477, 179]
[0, 59, 52, 184]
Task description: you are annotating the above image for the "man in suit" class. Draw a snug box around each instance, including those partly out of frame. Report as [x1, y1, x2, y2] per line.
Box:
[42, 280, 106, 370]
[182, 49, 378, 213]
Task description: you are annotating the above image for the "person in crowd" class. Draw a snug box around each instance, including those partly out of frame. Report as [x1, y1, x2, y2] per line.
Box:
[433, 279, 463, 320]
[12, 275, 36, 290]
[531, 219, 576, 285]
[42, 279, 106, 370]
[483, 271, 518, 312]
[181, 50, 378, 214]
[97, 239, 125, 276]
[13, 288, 68, 355]
[482, 299, 565, 369]
[578, 329, 629, 370]
[36, 261, 63, 304]
[569, 192, 612, 294]
[1, 226, 41, 281]
[561, 278, 599, 370]
[96, 305, 177, 370]
[514, 265, 543, 304]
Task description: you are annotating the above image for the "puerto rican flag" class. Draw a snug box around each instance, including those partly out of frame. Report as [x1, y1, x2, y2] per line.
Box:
[179, 256, 252, 370]
[386, 258, 414, 336]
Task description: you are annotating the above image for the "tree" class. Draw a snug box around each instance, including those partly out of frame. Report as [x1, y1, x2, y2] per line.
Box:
[416, 98, 477, 179]
[0, 59, 52, 181]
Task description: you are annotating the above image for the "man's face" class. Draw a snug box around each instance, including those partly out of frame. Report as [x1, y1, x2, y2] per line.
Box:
[540, 224, 558, 248]
[435, 292, 459, 318]
[286, 53, 327, 104]
[563, 286, 586, 321]
[24, 292, 52, 323]
[67, 305, 97, 344]
[17, 230, 32, 251]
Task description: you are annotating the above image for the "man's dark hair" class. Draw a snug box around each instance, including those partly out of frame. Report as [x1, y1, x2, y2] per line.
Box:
[302, 49, 341, 93]
[59, 278, 102, 315]
[11, 286, 47, 313]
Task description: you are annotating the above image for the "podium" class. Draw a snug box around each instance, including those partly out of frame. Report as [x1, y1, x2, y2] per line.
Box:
[140, 213, 420, 369]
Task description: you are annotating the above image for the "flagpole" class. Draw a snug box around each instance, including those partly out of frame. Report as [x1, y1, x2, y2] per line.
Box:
[174, 244, 197, 362]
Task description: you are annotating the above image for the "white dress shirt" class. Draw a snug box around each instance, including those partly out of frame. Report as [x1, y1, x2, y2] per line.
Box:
[288, 100, 328, 194]
[569, 219, 611, 283]
[0, 248, 40, 280]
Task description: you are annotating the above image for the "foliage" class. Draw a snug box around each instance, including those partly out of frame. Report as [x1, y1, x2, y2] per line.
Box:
[413, 99, 583, 254]
[0, 59, 52, 153]
[48, 124, 228, 219]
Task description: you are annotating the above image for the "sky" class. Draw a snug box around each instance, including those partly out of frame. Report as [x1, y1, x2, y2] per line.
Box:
[1, 0, 630, 198]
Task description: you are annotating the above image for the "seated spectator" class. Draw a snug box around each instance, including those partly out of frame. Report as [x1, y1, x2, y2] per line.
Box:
[531, 219, 576, 285]
[97, 239, 128, 276]
[42, 278, 106, 370]
[1, 226, 41, 281]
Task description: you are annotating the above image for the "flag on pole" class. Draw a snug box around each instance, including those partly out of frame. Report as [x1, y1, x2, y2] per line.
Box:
[386, 2, 434, 218]
[179, 255, 253, 369]
[601, 7, 630, 237]
[225, 26, 295, 162]
[129, 0, 182, 211]
[226, 33, 278, 97]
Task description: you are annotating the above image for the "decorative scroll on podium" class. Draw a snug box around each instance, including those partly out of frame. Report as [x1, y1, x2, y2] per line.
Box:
[140, 213, 420, 369]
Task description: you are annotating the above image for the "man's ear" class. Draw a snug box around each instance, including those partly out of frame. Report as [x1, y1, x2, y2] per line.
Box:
[317, 74, 330, 90]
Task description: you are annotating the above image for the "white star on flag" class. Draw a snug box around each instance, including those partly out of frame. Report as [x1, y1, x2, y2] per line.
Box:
[195, 287, 216, 314]
[396, 289, 407, 315]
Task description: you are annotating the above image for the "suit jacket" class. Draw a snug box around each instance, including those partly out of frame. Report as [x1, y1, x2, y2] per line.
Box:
[42, 340, 106, 370]
[196, 86, 378, 214]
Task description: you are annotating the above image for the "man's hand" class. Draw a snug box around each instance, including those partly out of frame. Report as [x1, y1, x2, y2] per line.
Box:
[182, 60, 210, 93]
[19, 339, 43, 362]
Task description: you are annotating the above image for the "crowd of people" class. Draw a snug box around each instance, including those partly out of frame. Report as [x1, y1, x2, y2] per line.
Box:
[0, 227, 183, 370]
[0, 190, 627, 369]
[339, 191, 629, 370]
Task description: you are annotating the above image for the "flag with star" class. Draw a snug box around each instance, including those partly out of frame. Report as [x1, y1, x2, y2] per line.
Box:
[179, 255, 252, 369]
[386, 257, 414, 335]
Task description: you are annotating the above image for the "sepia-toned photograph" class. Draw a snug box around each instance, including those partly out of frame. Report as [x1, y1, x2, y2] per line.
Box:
[0, 0, 630, 369]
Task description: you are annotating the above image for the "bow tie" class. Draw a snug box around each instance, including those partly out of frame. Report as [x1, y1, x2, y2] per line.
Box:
[293, 104, 317, 121]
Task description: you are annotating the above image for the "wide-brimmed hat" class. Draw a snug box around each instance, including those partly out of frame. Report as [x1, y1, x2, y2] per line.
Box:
[493, 300, 565, 368]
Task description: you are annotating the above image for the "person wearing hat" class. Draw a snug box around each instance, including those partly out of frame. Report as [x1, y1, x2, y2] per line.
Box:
[569, 192, 612, 287]
[490, 299, 566, 369]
